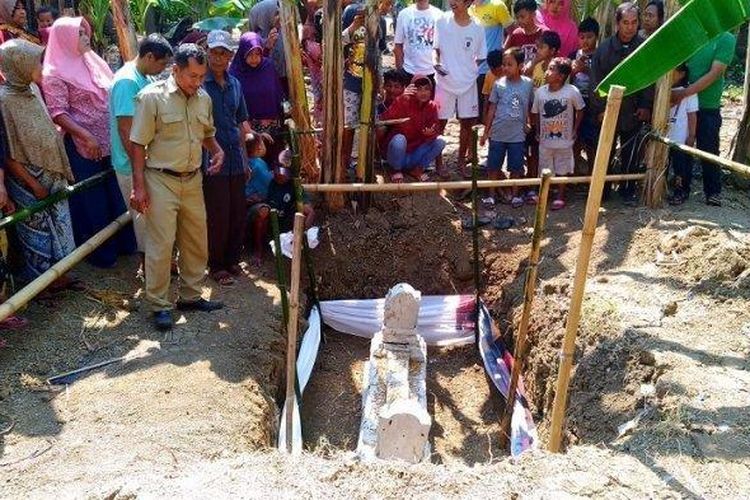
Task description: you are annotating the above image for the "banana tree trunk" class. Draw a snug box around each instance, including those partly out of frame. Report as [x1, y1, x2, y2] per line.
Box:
[110, 0, 138, 62]
[730, 23, 750, 189]
[322, 0, 345, 210]
[279, 0, 320, 181]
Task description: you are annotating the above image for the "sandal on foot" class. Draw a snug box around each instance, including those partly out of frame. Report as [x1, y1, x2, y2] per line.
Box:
[525, 192, 539, 205]
[391, 172, 404, 184]
[551, 199, 566, 211]
[0, 316, 29, 330]
[511, 196, 524, 209]
[706, 195, 722, 207]
[211, 271, 235, 286]
[493, 216, 514, 230]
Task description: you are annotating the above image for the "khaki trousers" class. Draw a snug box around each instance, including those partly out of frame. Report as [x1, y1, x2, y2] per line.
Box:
[116, 172, 146, 253]
[144, 168, 208, 312]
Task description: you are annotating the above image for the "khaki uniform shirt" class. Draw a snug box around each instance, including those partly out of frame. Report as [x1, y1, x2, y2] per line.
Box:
[130, 75, 216, 173]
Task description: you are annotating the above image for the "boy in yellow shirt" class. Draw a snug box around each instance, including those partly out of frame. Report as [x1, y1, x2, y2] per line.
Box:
[481, 50, 504, 121]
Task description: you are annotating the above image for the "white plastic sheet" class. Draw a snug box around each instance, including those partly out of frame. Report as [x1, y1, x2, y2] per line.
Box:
[277, 305, 321, 454]
[319, 295, 476, 347]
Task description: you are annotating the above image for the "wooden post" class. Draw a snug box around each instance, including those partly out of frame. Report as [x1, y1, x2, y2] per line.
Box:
[110, 0, 138, 62]
[644, 0, 679, 207]
[270, 210, 290, 328]
[356, 0, 381, 184]
[471, 127, 481, 344]
[322, 0, 345, 210]
[547, 85, 625, 453]
[500, 169, 553, 447]
[284, 213, 305, 453]
[279, 0, 319, 181]
[651, 134, 750, 177]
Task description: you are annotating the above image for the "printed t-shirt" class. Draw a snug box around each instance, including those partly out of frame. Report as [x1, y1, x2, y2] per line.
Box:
[531, 83, 585, 149]
[434, 13, 487, 95]
[505, 26, 543, 64]
[394, 5, 443, 76]
[488, 76, 533, 143]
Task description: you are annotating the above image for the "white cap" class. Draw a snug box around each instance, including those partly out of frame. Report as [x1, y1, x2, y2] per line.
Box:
[207, 30, 235, 51]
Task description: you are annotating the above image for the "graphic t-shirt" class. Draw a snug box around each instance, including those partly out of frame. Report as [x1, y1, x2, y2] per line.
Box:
[470, 0, 512, 75]
[488, 76, 534, 143]
[667, 86, 699, 145]
[434, 14, 487, 95]
[394, 5, 443, 76]
[505, 26, 543, 65]
[569, 49, 594, 101]
[531, 83, 585, 149]
[343, 4, 367, 94]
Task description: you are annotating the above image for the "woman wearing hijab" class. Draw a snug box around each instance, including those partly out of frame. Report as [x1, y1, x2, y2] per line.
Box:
[0, 0, 40, 45]
[229, 31, 285, 160]
[42, 17, 134, 268]
[536, 0, 577, 60]
[0, 38, 78, 289]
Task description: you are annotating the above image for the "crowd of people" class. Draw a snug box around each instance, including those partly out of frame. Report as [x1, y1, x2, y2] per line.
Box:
[0, 0, 738, 331]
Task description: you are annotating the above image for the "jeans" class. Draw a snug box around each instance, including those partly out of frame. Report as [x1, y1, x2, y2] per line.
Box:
[670, 149, 693, 198]
[487, 140, 525, 173]
[696, 109, 722, 197]
[604, 127, 642, 200]
[387, 135, 446, 172]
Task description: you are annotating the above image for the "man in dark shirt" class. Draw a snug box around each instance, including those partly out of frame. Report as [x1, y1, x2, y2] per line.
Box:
[591, 2, 654, 203]
[202, 30, 250, 286]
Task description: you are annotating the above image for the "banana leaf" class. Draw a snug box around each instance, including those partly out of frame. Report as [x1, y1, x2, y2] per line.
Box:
[596, 0, 750, 96]
[192, 17, 248, 31]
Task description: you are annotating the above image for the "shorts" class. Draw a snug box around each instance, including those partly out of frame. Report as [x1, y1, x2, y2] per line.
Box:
[539, 147, 575, 176]
[435, 83, 479, 120]
[487, 140, 525, 173]
[344, 89, 361, 129]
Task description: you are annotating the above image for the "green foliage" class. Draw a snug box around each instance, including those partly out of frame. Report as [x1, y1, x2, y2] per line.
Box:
[80, 0, 112, 49]
[128, 0, 254, 34]
[192, 17, 248, 31]
[210, 0, 257, 18]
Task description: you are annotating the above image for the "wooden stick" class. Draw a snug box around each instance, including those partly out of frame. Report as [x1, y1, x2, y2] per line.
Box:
[650, 134, 750, 177]
[285, 213, 305, 453]
[356, 0, 380, 188]
[548, 85, 625, 453]
[270, 210, 290, 329]
[110, 0, 138, 62]
[0, 212, 132, 323]
[302, 173, 646, 193]
[322, 0, 345, 209]
[471, 128, 481, 344]
[279, 0, 319, 180]
[500, 169, 553, 448]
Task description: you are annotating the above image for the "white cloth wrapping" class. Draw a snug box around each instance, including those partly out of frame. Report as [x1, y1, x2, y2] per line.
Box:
[319, 295, 477, 347]
[270, 226, 320, 259]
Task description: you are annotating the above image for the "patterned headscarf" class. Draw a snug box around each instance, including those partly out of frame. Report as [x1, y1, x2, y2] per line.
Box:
[0, 39, 73, 180]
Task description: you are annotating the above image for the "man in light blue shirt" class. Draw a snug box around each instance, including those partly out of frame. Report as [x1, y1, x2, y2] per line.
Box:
[109, 34, 173, 256]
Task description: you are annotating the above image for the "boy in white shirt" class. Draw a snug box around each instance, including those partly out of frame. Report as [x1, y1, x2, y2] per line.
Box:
[434, 0, 487, 178]
[394, 0, 443, 83]
[531, 57, 585, 210]
[668, 63, 699, 205]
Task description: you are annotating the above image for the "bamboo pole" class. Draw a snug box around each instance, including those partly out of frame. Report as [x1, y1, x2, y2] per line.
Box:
[284, 213, 305, 453]
[0, 212, 132, 323]
[301, 173, 647, 193]
[500, 169, 553, 448]
[471, 128, 481, 344]
[548, 85, 625, 453]
[279, 0, 319, 181]
[322, 0, 345, 210]
[650, 134, 750, 177]
[110, 0, 138, 62]
[270, 210, 290, 329]
[356, 0, 381, 188]
[0, 170, 113, 230]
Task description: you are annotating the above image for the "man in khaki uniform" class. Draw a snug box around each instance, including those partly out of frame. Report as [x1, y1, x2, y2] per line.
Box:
[130, 44, 226, 331]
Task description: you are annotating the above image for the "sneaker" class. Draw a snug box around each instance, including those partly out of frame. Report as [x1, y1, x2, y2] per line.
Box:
[175, 298, 225, 312]
[525, 191, 539, 205]
[153, 310, 173, 331]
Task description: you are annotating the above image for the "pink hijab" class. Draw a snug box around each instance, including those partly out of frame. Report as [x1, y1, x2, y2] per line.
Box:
[42, 17, 112, 103]
[537, 0, 579, 58]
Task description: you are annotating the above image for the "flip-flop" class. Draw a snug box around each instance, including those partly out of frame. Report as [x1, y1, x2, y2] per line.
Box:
[493, 216, 515, 230]
[461, 216, 492, 230]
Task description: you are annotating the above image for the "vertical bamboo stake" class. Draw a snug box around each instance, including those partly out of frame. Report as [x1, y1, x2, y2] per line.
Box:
[322, 0, 345, 209]
[279, 0, 319, 181]
[110, 0, 138, 62]
[548, 85, 625, 453]
[270, 210, 290, 329]
[284, 213, 305, 453]
[356, 1, 381, 185]
[644, 0, 679, 207]
[500, 169, 553, 447]
[471, 127, 481, 343]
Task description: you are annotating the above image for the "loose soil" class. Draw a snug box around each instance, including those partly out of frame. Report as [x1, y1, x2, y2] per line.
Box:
[1, 101, 749, 498]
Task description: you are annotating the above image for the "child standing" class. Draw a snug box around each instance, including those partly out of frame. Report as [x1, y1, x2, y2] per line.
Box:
[504, 0, 544, 65]
[526, 30, 561, 88]
[569, 17, 598, 174]
[480, 50, 504, 121]
[481, 48, 534, 207]
[667, 63, 698, 205]
[434, 0, 487, 178]
[531, 57, 585, 210]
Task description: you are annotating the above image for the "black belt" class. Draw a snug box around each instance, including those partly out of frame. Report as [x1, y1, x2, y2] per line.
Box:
[152, 168, 199, 178]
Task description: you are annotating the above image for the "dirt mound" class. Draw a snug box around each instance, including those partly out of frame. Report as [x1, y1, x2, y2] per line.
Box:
[314, 193, 475, 300]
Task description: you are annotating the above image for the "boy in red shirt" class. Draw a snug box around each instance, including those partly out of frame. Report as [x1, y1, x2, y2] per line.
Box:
[379, 75, 446, 183]
[504, 0, 544, 64]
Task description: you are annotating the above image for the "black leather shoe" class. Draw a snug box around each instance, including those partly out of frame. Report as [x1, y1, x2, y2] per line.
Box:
[175, 298, 224, 312]
[153, 310, 173, 331]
